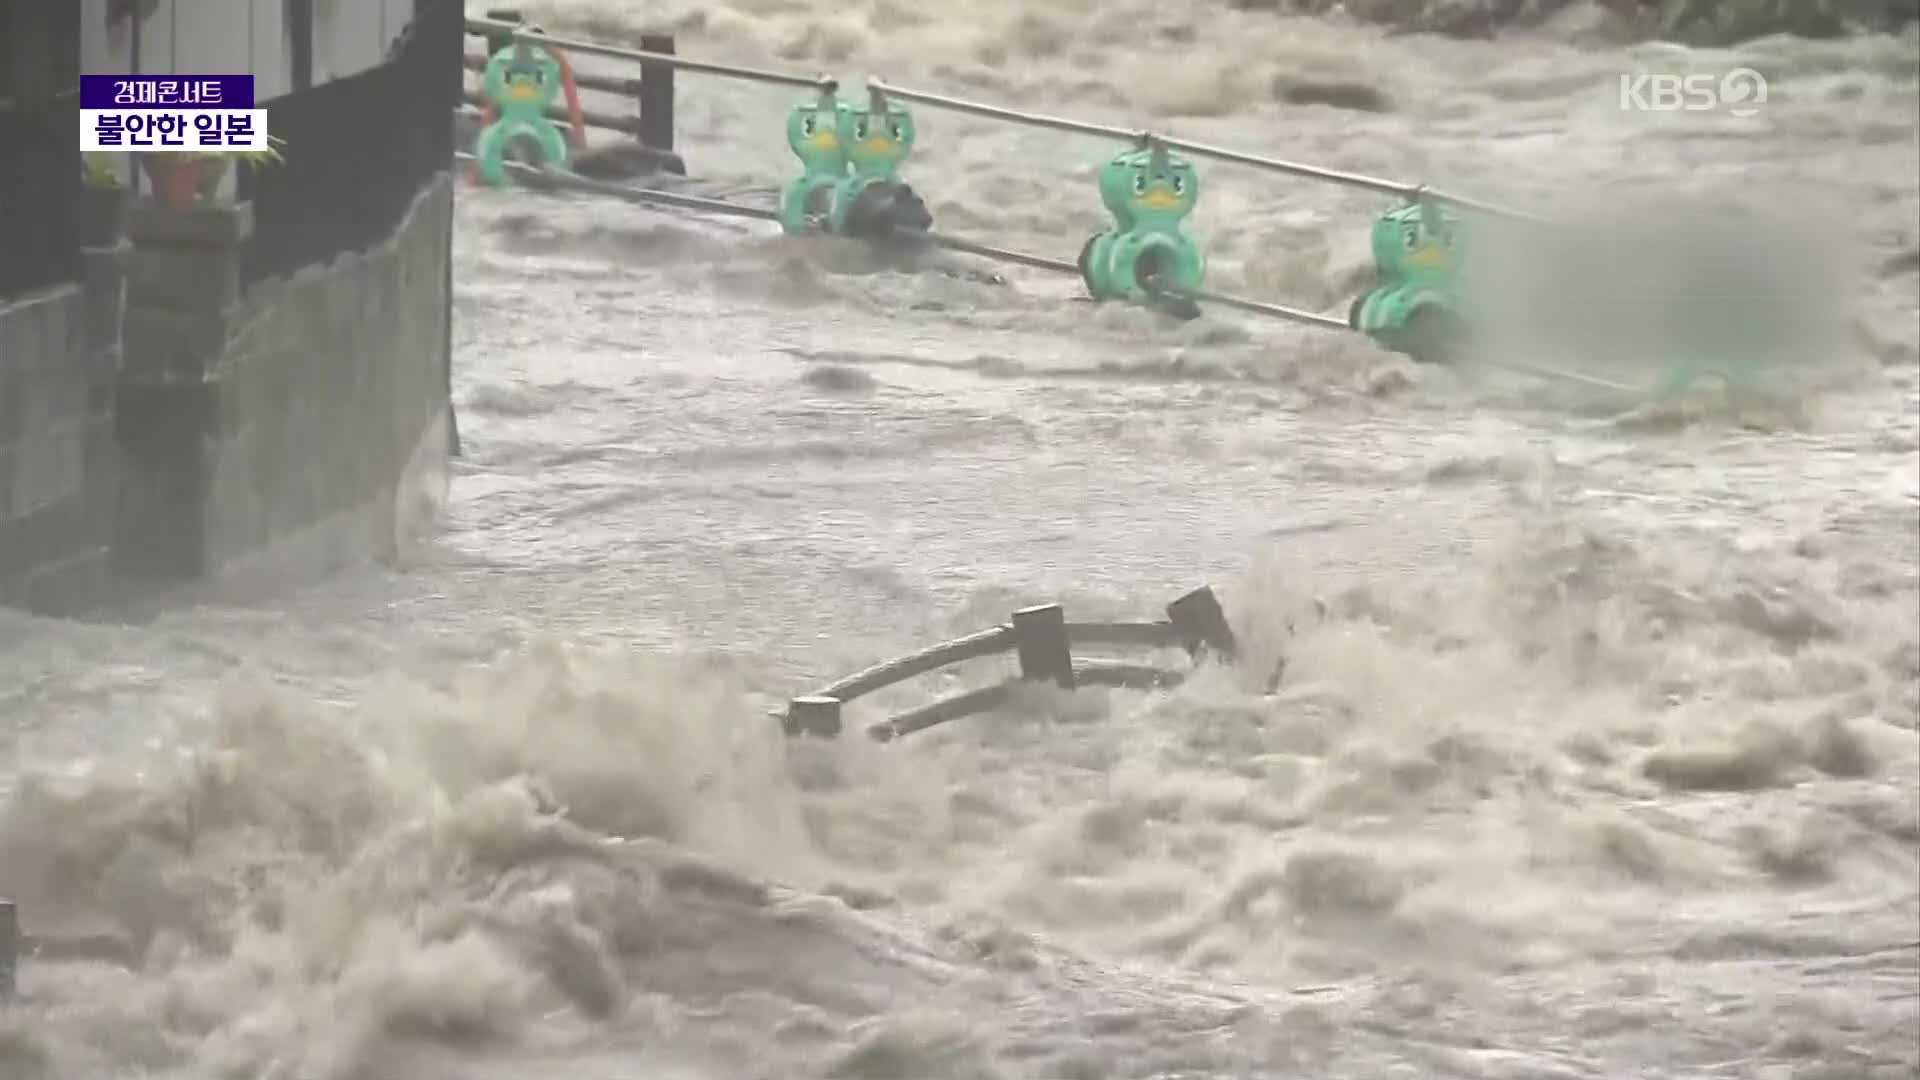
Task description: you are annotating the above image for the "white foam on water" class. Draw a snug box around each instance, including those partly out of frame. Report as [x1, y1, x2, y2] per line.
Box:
[1, 2, 1915, 1077]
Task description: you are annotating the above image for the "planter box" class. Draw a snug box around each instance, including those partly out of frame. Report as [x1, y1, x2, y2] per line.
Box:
[126, 199, 254, 250]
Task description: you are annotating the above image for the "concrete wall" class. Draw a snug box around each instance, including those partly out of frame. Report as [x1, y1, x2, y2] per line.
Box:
[114, 174, 453, 590]
[0, 271, 123, 615]
[3, 0, 455, 618]
[2, 0, 76, 101]
[2, 0, 117, 613]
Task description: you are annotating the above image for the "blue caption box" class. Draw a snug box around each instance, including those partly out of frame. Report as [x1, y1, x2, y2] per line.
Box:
[79, 75, 254, 110]
[81, 109, 269, 152]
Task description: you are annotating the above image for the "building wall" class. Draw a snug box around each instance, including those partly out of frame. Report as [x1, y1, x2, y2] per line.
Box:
[0, 271, 122, 615]
[1, 0, 110, 612]
[1, 0, 458, 617]
[79, 0, 414, 87]
[106, 0, 460, 599]
[78, 0, 420, 192]
[115, 177, 453, 589]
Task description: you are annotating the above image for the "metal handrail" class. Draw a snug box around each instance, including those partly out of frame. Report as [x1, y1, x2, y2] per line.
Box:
[466, 156, 1081, 273]
[866, 78, 1534, 222]
[456, 154, 781, 220]
[454, 27, 1652, 394]
[462, 158, 1640, 398]
[1156, 281, 1351, 332]
[458, 149, 1368, 331]
[465, 17, 830, 92]
[463, 159, 1372, 333]
[462, 16, 1527, 220]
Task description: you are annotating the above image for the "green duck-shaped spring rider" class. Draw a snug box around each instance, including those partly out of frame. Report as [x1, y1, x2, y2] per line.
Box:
[1639, 216, 1819, 398]
[475, 41, 573, 187]
[827, 91, 932, 238]
[779, 87, 851, 234]
[1079, 141, 1205, 314]
[1348, 200, 1466, 364]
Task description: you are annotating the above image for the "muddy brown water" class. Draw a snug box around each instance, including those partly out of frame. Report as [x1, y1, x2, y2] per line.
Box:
[1, 4, 1916, 1077]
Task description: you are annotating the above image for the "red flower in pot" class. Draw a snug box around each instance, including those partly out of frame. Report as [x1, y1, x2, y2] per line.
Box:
[139, 154, 214, 208]
[138, 141, 286, 210]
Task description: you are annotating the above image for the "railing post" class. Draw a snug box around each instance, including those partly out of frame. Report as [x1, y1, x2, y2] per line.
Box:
[1167, 586, 1237, 662]
[638, 33, 676, 153]
[1, 898, 17, 1001]
[482, 7, 522, 57]
[784, 695, 842, 738]
[1012, 604, 1075, 689]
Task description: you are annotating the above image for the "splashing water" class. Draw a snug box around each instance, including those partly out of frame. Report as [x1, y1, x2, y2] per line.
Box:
[2, 1, 1915, 1076]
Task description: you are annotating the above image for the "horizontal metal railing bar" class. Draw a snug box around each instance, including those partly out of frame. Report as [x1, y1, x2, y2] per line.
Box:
[1161, 282, 1353, 332]
[816, 621, 1185, 707]
[816, 624, 1015, 703]
[1064, 621, 1181, 648]
[465, 17, 828, 91]
[460, 163, 1653, 395]
[866, 660, 1186, 741]
[869, 680, 1011, 741]
[867, 78, 1535, 222]
[1074, 660, 1186, 690]
[458, 93, 642, 137]
[917, 232, 1079, 275]
[462, 50, 640, 97]
[457, 154, 781, 221]
[463, 159, 1079, 272]
[461, 19, 1526, 220]
[1476, 357, 1644, 393]
[456, 162, 1390, 332]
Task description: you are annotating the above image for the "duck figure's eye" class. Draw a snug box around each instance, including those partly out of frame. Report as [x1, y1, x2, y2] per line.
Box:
[1171, 175, 1185, 194]
[854, 118, 870, 139]
[801, 116, 816, 135]
[889, 120, 905, 140]
[1402, 225, 1420, 250]
[1132, 174, 1148, 194]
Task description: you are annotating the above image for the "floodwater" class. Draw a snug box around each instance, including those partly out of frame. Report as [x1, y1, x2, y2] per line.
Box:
[3, 2, 1917, 1077]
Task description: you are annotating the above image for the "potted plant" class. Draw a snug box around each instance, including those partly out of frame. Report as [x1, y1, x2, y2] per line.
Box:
[80, 152, 129, 246]
[140, 138, 286, 210]
[139, 153, 205, 210]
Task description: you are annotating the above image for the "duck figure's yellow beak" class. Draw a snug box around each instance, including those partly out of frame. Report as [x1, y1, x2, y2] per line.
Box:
[1135, 188, 1180, 210]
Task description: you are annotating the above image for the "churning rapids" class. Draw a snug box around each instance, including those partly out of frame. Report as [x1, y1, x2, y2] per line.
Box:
[3, 1, 1918, 1077]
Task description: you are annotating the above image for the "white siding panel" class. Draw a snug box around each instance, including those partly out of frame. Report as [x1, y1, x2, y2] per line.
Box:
[250, 0, 291, 100]
[82, 0, 140, 186]
[379, 0, 414, 59]
[81, 0, 137, 77]
[173, 0, 251, 76]
[313, 0, 383, 83]
[138, 0, 177, 74]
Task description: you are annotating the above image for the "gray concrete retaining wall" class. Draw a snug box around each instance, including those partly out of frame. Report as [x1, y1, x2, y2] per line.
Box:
[115, 173, 454, 592]
[0, 262, 123, 615]
[1, 171, 451, 616]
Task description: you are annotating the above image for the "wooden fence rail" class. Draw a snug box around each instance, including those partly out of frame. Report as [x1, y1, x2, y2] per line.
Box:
[462, 10, 677, 154]
[784, 586, 1237, 742]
